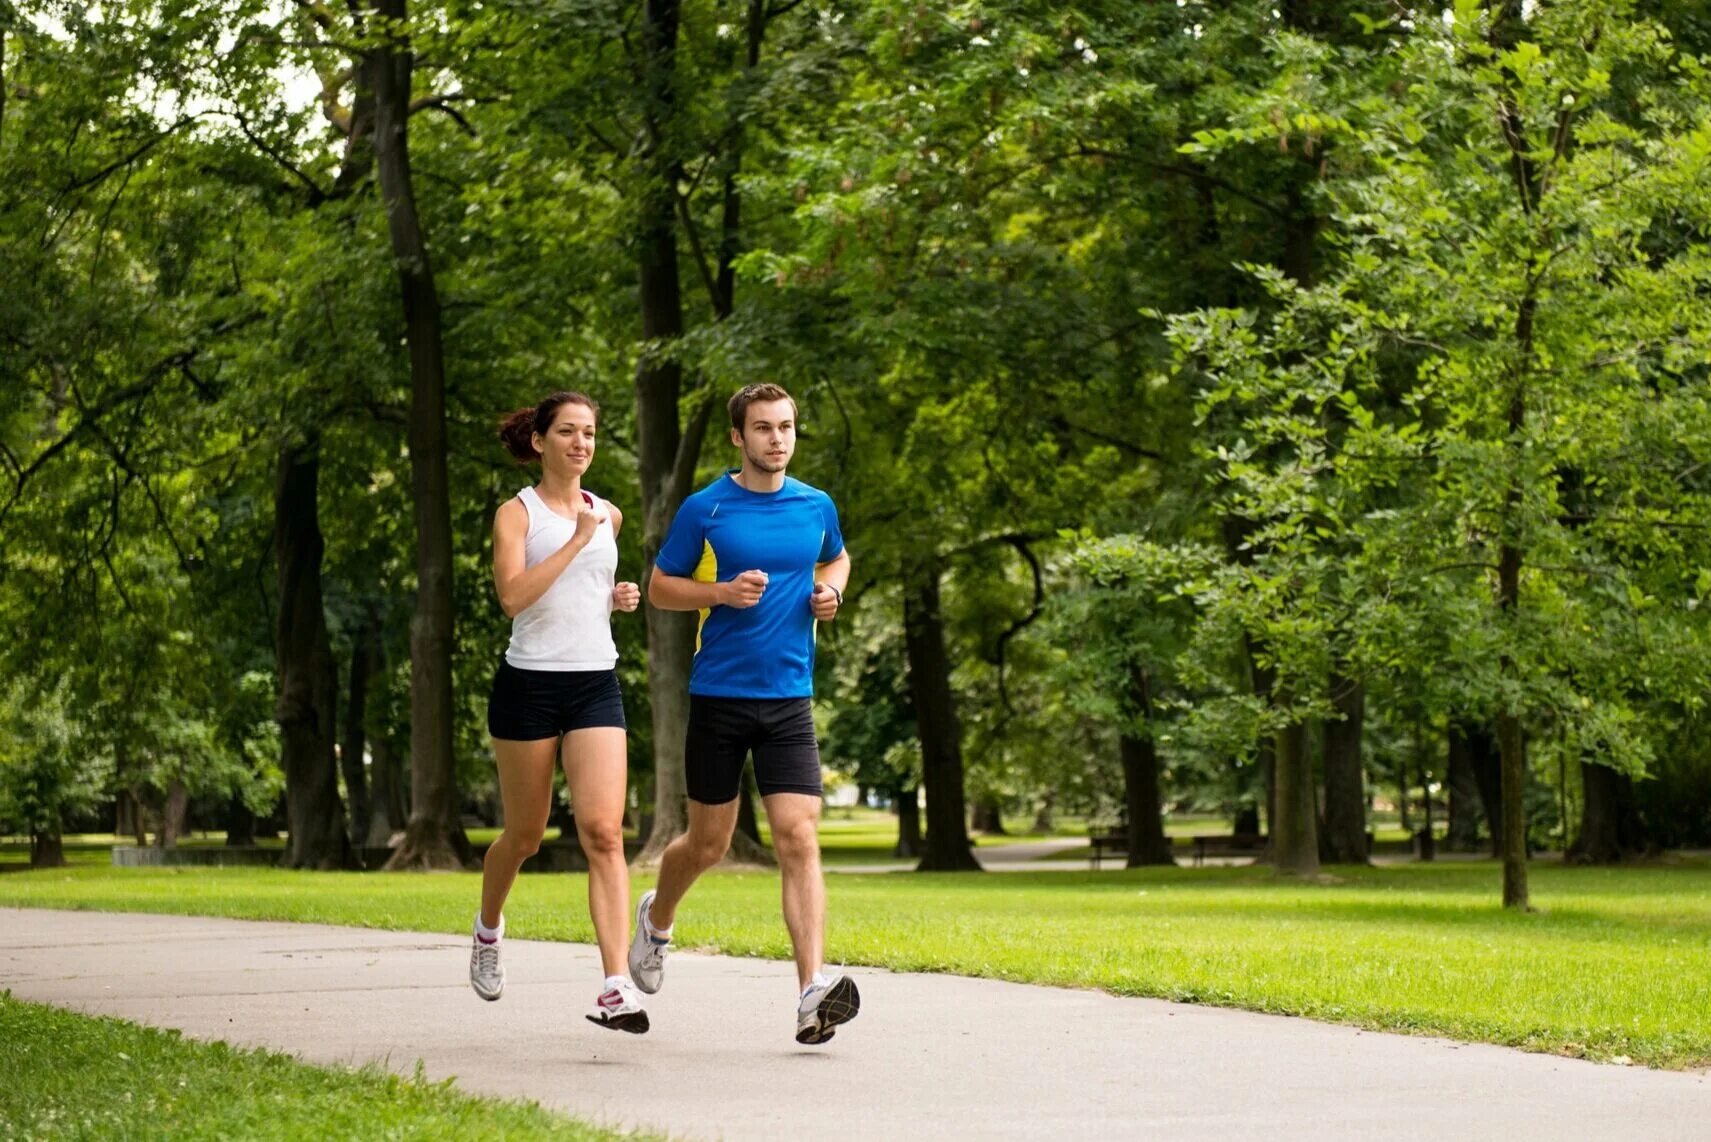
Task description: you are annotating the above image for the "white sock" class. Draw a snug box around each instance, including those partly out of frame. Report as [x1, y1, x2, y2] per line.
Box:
[644, 907, 672, 943]
[475, 913, 503, 943]
[604, 974, 629, 992]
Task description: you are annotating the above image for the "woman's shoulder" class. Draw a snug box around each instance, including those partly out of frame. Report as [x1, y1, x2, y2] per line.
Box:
[495, 493, 530, 529]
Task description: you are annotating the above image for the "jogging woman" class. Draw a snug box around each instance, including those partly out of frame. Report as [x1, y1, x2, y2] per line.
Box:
[470, 390, 648, 1033]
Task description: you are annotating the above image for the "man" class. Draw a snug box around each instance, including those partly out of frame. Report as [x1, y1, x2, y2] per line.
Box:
[630, 382, 859, 1045]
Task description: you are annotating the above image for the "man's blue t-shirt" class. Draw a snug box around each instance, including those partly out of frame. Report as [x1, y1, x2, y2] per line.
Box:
[654, 472, 845, 699]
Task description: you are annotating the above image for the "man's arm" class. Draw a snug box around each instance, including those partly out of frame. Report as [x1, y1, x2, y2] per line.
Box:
[810, 549, 851, 620]
[648, 567, 728, 612]
[816, 550, 851, 596]
[649, 566, 770, 612]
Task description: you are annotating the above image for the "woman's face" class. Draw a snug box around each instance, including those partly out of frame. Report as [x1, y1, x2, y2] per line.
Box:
[534, 401, 597, 478]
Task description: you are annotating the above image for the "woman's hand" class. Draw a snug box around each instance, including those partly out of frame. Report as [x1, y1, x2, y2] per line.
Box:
[573, 499, 606, 545]
[612, 581, 641, 612]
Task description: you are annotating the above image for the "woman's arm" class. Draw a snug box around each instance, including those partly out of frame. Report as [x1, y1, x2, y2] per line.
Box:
[492, 497, 603, 618]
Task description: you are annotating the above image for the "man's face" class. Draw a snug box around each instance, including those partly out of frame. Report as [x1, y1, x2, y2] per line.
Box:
[733, 398, 796, 473]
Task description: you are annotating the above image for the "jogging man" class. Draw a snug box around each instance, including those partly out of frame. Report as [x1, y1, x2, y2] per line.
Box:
[629, 382, 860, 1045]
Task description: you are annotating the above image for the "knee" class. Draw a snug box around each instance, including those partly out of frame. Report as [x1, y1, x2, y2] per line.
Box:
[577, 819, 624, 862]
[506, 827, 546, 860]
[687, 830, 731, 869]
[773, 819, 820, 863]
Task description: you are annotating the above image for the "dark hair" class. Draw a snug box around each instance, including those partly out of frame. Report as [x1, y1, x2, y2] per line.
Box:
[728, 383, 797, 432]
[499, 392, 599, 463]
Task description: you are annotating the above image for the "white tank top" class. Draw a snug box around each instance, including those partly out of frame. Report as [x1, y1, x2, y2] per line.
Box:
[503, 486, 619, 671]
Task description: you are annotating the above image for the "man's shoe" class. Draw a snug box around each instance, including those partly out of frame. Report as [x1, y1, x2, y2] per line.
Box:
[795, 974, 860, 1045]
[469, 934, 504, 1002]
[628, 889, 669, 995]
[586, 978, 650, 1034]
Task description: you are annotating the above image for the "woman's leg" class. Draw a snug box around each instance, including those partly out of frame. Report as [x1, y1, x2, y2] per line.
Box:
[480, 737, 558, 929]
[562, 726, 630, 978]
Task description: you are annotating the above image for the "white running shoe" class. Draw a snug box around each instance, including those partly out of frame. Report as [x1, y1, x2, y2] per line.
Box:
[469, 934, 504, 1002]
[627, 889, 669, 995]
[795, 974, 860, 1045]
[585, 978, 650, 1034]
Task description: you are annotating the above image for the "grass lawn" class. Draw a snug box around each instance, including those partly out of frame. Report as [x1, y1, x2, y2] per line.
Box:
[0, 993, 638, 1141]
[4, 860, 1708, 1070]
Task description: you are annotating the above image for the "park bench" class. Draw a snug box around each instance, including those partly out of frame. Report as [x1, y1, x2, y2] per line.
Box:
[1088, 827, 1128, 869]
[1092, 829, 1265, 868]
[1189, 833, 1266, 867]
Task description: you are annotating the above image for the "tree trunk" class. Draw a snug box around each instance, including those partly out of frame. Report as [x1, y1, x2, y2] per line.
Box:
[1463, 720, 1504, 856]
[1031, 793, 1055, 835]
[158, 779, 189, 850]
[1271, 711, 1320, 876]
[1567, 760, 1651, 864]
[116, 788, 141, 845]
[629, 0, 714, 869]
[727, 766, 776, 866]
[737, 764, 762, 843]
[970, 795, 1007, 836]
[224, 792, 256, 848]
[29, 823, 66, 870]
[274, 435, 353, 871]
[903, 562, 980, 871]
[1492, 0, 1541, 911]
[1320, 675, 1369, 864]
[1495, 359, 1530, 905]
[894, 784, 922, 858]
[366, 731, 407, 847]
[1416, 729, 1436, 861]
[340, 612, 376, 847]
[368, 0, 468, 872]
[1121, 664, 1175, 866]
[1444, 722, 1484, 852]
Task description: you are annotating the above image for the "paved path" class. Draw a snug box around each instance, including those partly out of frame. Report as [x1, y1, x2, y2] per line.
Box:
[3, 908, 1703, 1141]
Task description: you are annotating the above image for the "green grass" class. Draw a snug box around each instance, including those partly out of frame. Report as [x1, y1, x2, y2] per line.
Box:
[4, 860, 1709, 1069]
[0, 993, 640, 1141]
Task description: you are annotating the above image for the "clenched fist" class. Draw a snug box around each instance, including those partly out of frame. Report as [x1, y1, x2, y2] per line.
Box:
[722, 569, 769, 609]
[572, 499, 607, 544]
[810, 582, 841, 621]
[612, 581, 641, 612]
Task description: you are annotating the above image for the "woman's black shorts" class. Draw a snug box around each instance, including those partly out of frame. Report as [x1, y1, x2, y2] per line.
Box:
[685, 695, 822, 804]
[487, 660, 626, 741]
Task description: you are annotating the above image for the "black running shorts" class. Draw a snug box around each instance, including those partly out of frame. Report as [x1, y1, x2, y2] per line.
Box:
[487, 661, 626, 740]
[685, 695, 822, 804]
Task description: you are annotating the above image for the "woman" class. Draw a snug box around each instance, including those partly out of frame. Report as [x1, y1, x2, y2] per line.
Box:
[471, 390, 649, 1033]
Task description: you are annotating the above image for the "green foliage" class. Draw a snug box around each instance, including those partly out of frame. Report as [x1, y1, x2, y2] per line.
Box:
[7, 0, 1711, 863]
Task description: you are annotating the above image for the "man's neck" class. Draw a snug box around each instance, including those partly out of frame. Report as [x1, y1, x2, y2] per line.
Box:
[733, 465, 786, 494]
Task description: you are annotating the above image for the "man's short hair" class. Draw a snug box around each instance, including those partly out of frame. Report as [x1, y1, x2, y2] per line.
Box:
[728, 383, 798, 431]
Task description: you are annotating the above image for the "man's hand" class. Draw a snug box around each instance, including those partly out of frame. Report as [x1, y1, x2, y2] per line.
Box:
[722, 569, 769, 609]
[810, 582, 841, 621]
[612, 581, 641, 612]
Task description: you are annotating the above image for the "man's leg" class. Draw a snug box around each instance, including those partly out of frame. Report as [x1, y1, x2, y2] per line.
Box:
[762, 792, 824, 989]
[648, 798, 740, 931]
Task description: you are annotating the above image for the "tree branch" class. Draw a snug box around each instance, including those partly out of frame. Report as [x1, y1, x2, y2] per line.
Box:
[993, 536, 1045, 714]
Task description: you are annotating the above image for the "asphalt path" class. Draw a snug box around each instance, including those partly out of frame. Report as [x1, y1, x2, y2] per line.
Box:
[3, 908, 1702, 1141]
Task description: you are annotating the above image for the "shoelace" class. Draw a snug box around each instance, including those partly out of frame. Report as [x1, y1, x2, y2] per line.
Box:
[640, 940, 667, 971]
[475, 942, 500, 977]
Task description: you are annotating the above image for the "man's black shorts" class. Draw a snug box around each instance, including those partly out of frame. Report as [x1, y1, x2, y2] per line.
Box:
[487, 660, 627, 740]
[685, 695, 822, 804]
